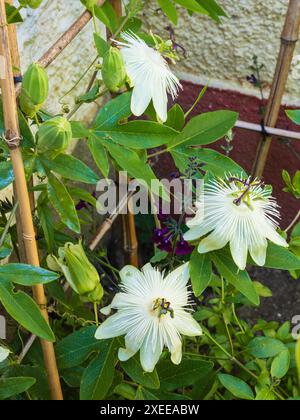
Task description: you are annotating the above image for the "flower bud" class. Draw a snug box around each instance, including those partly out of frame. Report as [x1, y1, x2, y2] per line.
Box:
[19, 0, 43, 9]
[101, 47, 126, 93]
[37, 116, 72, 157]
[47, 242, 103, 303]
[20, 63, 49, 117]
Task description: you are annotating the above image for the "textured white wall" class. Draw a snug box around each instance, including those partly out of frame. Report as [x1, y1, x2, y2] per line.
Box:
[146, 0, 300, 103]
[16, 0, 99, 118]
[15, 0, 300, 110]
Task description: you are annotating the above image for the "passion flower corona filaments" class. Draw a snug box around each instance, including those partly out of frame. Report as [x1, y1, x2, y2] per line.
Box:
[115, 32, 182, 122]
[184, 176, 288, 270]
[95, 263, 202, 372]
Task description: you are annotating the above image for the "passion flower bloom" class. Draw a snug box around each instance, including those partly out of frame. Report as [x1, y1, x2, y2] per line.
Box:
[116, 32, 182, 122]
[0, 346, 9, 363]
[184, 176, 288, 270]
[95, 263, 202, 372]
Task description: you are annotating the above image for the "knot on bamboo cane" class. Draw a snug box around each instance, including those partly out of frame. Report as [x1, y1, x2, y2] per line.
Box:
[3, 130, 22, 149]
[23, 233, 35, 241]
[281, 36, 299, 45]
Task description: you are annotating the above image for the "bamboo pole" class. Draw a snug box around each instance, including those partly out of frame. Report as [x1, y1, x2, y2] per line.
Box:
[0, 0, 63, 400]
[236, 120, 300, 141]
[253, 0, 300, 177]
[7, 0, 27, 263]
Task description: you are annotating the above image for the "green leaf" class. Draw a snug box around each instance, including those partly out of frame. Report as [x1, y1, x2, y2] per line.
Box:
[264, 243, 300, 270]
[0, 228, 12, 260]
[0, 161, 14, 190]
[197, 0, 227, 21]
[212, 251, 260, 306]
[0, 264, 58, 286]
[94, 120, 177, 150]
[247, 337, 286, 359]
[103, 140, 168, 200]
[93, 32, 110, 57]
[190, 250, 212, 296]
[80, 339, 118, 400]
[3, 365, 50, 400]
[6, 3, 23, 23]
[166, 104, 185, 131]
[38, 204, 54, 253]
[157, 358, 213, 391]
[255, 388, 277, 401]
[41, 154, 98, 184]
[286, 109, 300, 125]
[121, 354, 160, 390]
[70, 121, 90, 139]
[0, 377, 35, 400]
[218, 374, 254, 400]
[0, 280, 55, 341]
[93, 92, 132, 130]
[169, 111, 238, 148]
[56, 326, 102, 370]
[173, 0, 208, 14]
[271, 349, 290, 379]
[157, 0, 178, 25]
[94, 1, 119, 34]
[47, 172, 80, 233]
[88, 135, 110, 178]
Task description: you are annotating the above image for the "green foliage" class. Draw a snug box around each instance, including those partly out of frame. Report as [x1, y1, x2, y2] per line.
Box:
[0, 0, 298, 402]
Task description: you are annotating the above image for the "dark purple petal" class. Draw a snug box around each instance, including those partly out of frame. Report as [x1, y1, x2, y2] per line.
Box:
[175, 239, 194, 256]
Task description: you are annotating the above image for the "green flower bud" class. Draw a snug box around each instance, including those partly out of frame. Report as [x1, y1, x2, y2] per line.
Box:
[37, 116, 72, 157]
[19, 0, 43, 9]
[20, 63, 49, 117]
[47, 242, 103, 304]
[101, 47, 126, 93]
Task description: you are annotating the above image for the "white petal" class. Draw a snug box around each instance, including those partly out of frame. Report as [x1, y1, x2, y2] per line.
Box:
[198, 231, 228, 254]
[184, 225, 212, 241]
[140, 323, 163, 372]
[265, 226, 288, 248]
[131, 84, 151, 117]
[230, 238, 248, 271]
[151, 80, 168, 122]
[100, 304, 112, 316]
[174, 312, 203, 337]
[161, 318, 182, 365]
[95, 312, 128, 340]
[0, 346, 9, 363]
[118, 347, 137, 362]
[250, 240, 268, 267]
[164, 263, 190, 289]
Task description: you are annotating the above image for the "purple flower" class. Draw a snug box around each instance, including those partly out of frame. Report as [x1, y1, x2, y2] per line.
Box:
[153, 227, 169, 244]
[175, 239, 194, 256]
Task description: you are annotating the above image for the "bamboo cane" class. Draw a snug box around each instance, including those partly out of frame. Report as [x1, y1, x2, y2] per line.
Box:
[0, 0, 63, 400]
[6, 0, 27, 263]
[253, 0, 300, 177]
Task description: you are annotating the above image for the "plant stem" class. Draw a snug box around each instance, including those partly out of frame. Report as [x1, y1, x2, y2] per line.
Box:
[94, 302, 99, 326]
[285, 210, 300, 233]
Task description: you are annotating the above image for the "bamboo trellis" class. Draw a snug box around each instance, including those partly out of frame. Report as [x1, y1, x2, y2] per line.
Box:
[253, 0, 300, 177]
[0, 0, 299, 401]
[0, 0, 63, 400]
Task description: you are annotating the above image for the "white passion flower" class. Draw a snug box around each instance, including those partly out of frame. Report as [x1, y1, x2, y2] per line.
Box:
[95, 263, 202, 372]
[184, 176, 288, 271]
[115, 32, 182, 122]
[0, 346, 10, 363]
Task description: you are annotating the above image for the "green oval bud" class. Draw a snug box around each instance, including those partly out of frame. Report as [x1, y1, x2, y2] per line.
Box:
[101, 47, 126, 93]
[47, 242, 103, 304]
[37, 116, 72, 156]
[19, 0, 43, 8]
[20, 63, 49, 117]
